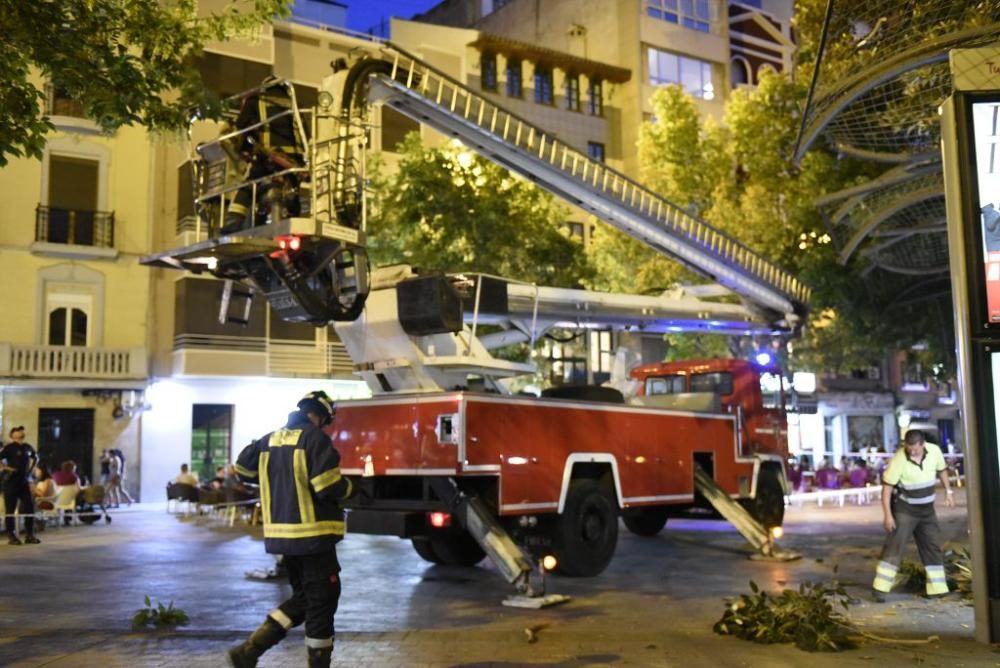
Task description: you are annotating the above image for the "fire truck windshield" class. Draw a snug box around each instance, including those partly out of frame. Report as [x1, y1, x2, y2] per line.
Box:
[690, 372, 733, 395]
[759, 371, 782, 409]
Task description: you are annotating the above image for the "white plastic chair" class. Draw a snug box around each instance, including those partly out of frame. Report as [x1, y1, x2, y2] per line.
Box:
[52, 484, 81, 526]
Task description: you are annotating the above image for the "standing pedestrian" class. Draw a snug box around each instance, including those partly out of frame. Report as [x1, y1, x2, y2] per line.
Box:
[228, 391, 354, 668]
[99, 449, 111, 486]
[114, 448, 135, 505]
[0, 426, 40, 545]
[872, 430, 955, 601]
[105, 449, 133, 507]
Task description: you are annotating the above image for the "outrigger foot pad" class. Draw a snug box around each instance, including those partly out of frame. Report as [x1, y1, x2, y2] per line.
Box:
[502, 594, 571, 609]
[749, 548, 802, 562]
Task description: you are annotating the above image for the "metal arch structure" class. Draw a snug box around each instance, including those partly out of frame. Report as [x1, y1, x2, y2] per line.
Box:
[792, 2, 1000, 288]
[837, 183, 944, 265]
[816, 160, 941, 226]
[794, 1, 1000, 163]
[795, 37, 948, 162]
[861, 219, 948, 270]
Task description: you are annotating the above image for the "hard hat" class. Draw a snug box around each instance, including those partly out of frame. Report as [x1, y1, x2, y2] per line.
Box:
[297, 390, 335, 424]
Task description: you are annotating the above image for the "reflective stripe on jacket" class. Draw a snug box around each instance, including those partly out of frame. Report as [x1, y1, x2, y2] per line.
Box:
[236, 411, 353, 555]
[882, 442, 946, 506]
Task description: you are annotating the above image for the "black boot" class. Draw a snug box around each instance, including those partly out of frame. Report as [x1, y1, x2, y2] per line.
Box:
[307, 646, 333, 668]
[227, 618, 286, 668]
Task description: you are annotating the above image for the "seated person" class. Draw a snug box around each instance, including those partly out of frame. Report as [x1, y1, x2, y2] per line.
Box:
[814, 458, 841, 489]
[224, 464, 255, 501]
[848, 459, 870, 487]
[32, 464, 57, 509]
[174, 463, 200, 487]
[52, 460, 81, 487]
[786, 459, 803, 493]
[207, 466, 226, 491]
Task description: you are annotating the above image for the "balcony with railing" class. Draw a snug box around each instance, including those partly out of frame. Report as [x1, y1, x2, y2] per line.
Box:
[0, 344, 148, 385]
[171, 334, 354, 379]
[43, 84, 87, 119]
[42, 84, 101, 134]
[33, 204, 117, 259]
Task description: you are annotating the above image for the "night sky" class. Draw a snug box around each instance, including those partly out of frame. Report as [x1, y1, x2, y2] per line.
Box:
[345, 0, 445, 33]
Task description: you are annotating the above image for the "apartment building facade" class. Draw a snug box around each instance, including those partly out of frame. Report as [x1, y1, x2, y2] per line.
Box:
[416, 0, 795, 175]
[0, 89, 152, 491]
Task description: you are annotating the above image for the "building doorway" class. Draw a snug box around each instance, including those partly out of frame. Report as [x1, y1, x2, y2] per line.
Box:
[37, 408, 95, 483]
[191, 404, 233, 481]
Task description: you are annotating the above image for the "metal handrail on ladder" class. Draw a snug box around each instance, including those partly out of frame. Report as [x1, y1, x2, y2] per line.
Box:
[367, 43, 810, 320]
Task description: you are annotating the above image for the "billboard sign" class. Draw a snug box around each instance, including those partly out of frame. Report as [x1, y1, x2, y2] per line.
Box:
[972, 102, 1000, 322]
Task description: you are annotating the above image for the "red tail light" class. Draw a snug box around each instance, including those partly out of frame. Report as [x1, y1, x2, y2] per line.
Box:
[429, 511, 451, 528]
[276, 235, 302, 251]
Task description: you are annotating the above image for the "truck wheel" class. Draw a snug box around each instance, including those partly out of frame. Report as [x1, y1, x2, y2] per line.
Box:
[751, 466, 785, 529]
[411, 537, 443, 564]
[553, 478, 618, 577]
[429, 532, 486, 567]
[623, 507, 669, 537]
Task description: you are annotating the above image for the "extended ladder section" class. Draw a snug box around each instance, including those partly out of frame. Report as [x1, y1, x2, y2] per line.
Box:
[365, 44, 810, 323]
[692, 464, 797, 560]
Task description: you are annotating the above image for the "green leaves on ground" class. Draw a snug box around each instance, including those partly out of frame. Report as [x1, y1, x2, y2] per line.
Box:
[0, 0, 291, 166]
[132, 595, 190, 630]
[714, 580, 856, 652]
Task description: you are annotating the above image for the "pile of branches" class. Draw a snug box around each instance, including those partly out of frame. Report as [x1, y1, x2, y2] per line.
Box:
[893, 548, 974, 600]
[946, 548, 973, 599]
[713, 580, 856, 652]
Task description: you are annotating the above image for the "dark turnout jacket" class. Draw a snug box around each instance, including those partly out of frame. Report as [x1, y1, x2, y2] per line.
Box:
[236, 411, 353, 555]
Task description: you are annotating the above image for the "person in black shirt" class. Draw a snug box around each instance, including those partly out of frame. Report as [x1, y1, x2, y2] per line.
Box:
[0, 426, 40, 545]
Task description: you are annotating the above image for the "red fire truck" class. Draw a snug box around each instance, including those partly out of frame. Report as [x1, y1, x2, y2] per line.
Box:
[336, 349, 788, 580]
[143, 43, 806, 596]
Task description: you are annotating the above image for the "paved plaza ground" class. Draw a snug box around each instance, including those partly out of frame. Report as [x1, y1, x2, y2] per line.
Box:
[0, 492, 996, 667]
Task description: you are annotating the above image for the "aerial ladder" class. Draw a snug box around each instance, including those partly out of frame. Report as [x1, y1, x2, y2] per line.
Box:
[142, 41, 806, 601]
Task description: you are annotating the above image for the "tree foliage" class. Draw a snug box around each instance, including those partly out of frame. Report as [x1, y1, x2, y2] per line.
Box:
[366, 134, 592, 287]
[590, 0, 956, 373]
[0, 0, 290, 166]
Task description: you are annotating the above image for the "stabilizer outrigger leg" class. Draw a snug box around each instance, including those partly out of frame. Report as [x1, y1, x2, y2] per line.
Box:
[427, 478, 570, 608]
[692, 464, 801, 562]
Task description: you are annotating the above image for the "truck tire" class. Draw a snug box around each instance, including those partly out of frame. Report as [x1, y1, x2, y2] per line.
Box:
[623, 507, 670, 537]
[553, 478, 618, 577]
[411, 537, 443, 564]
[429, 532, 486, 567]
[750, 466, 785, 529]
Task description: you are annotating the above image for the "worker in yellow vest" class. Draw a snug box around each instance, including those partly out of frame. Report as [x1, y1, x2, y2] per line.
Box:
[871, 429, 955, 601]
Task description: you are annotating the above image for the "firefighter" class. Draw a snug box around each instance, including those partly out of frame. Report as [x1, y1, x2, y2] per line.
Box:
[222, 77, 306, 233]
[228, 390, 353, 668]
[871, 429, 955, 601]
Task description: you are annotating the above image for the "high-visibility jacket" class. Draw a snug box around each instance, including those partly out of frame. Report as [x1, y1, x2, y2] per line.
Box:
[882, 441, 946, 507]
[236, 411, 353, 555]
